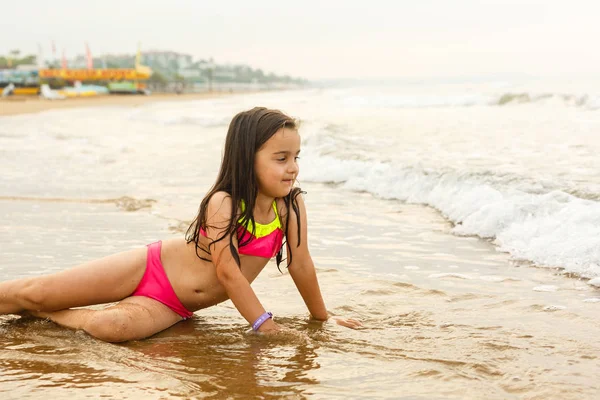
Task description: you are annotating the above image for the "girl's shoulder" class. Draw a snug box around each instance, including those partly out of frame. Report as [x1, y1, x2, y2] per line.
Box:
[275, 197, 287, 217]
[207, 191, 231, 209]
[206, 191, 242, 220]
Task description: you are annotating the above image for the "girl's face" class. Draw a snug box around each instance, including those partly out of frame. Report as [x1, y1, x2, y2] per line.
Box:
[254, 127, 301, 198]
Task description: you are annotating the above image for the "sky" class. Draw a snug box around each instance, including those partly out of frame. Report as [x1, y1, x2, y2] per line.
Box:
[1, 0, 599, 80]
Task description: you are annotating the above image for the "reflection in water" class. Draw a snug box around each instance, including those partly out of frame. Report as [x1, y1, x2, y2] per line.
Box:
[0, 316, 323, 399]
[128, 318, 322, 398]
[2, 249, 600, 399]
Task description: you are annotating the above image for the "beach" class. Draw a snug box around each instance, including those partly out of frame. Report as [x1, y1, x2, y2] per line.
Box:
[0, 92, 237, 117]
[1, 84, 599, 399]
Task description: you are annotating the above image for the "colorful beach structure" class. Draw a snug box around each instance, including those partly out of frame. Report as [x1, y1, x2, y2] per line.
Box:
[0, 67, 40, 95]
[39, 67, 151, 96]
[0, 46, 153, 97]
[0, 67, 151, 97]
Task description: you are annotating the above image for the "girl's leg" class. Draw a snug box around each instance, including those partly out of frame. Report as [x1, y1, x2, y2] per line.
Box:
[0, 247, 148, 315]
[31, 295, 184, 342]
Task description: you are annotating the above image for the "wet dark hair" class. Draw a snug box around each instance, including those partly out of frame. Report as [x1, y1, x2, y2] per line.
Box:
[185, 107, 304, 269]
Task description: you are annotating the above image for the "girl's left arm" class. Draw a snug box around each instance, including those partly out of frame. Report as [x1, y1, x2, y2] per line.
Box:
[285, 194, 329, 320]
[286, 194, 362, 329]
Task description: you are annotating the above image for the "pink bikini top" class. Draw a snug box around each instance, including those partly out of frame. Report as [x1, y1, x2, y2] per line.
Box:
[200, 200, 284, 259]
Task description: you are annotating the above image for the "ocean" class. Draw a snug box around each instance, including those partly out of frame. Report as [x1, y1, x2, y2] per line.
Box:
[1, 80, 599, 399]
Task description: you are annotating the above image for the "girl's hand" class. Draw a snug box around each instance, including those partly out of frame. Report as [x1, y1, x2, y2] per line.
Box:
[331, 317, 362, 329]
[255, 320, 310, 342]
[256, 318, 281, 334]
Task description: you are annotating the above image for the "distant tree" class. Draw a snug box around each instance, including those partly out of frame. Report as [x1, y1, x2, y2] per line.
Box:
[149, 71, 167, 84]
[0, 51, 36, 68]
[19, 55, 36, 65]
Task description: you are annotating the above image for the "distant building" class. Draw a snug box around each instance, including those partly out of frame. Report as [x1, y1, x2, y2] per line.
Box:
[78, 51, 307, 87]
[141, 51, 193, 73]
[179, 60, 210, 80]
[97, 54, 135, 69]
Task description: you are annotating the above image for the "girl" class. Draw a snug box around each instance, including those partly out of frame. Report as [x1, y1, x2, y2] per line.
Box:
[0, 107, 359, 342]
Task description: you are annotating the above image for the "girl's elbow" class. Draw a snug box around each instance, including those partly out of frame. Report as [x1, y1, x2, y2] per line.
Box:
[215, 263, 238, 284]
[289, 258, 315, 272]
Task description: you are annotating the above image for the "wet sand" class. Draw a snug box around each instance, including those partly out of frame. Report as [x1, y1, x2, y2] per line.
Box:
[1, 187, 599, 399]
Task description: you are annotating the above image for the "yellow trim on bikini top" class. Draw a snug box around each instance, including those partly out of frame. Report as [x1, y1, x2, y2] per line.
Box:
[239, 200, 281, 238]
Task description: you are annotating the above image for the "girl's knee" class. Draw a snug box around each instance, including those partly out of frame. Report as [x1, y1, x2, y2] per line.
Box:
[83, 310, 135, 342]
[16, 278, 50, 311]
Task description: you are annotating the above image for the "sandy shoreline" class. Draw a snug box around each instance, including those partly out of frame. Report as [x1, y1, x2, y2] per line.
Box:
[0, 92, 241, 117]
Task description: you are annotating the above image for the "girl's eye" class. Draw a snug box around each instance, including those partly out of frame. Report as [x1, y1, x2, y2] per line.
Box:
[294, 156, 300, 161]
[277, 157, 286, 162]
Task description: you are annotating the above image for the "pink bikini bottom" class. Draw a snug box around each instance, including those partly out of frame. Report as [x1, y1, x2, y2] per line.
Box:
[131, 241, 193, 319]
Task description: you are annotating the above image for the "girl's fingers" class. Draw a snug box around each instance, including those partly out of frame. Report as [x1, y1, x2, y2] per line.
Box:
[333, 317, 363, 329]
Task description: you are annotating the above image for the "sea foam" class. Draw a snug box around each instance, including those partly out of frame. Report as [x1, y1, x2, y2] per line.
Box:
[338, 91, 600, 110]
[301, 148, 600, 279]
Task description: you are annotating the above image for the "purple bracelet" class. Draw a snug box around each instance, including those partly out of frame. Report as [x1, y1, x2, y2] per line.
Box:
[252, 312, 273, 331]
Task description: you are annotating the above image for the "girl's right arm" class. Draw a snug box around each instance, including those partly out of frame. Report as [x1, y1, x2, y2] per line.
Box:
[205, 192, 279, 333]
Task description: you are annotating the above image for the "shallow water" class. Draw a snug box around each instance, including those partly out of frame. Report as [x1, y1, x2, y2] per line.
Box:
[1, 86, 600, 398]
